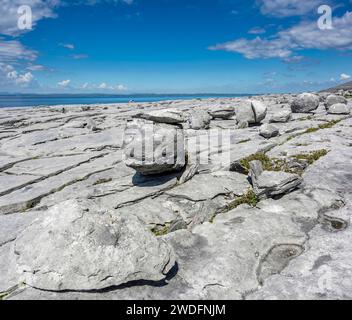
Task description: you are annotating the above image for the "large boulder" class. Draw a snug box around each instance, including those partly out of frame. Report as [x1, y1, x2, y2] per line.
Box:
[327, 103, 351, 115]
[123, 120, 186, 175]
[291, 93, 319, 113]
[235, 100, 267, 124]
[188, 110, 212, 130]
[259, 123, 279, 139]
[137, 108, 187, 124]
[325, 95, 347, 108]
[249, 161, 302, 199]
[14, 200, 175, 291]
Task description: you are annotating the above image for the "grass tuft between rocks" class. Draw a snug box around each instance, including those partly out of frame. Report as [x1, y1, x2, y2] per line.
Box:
[239, 152, 272, 174]
[292, 149, 328, 165]
[151, 225, 170, 236]
[287, 119, 344, 142]
[239, 150, 329, 176]
[227, 189, 259, 211]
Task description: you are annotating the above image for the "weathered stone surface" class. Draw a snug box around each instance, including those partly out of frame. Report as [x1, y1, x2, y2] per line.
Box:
[250, 161, 302, 199]
[252, 100, 267, 123]
[188, 110, 211, 130]
[208, 105, 236, 119]
[327, 103, 350, 115]
[123, 120, 186, 175]
[269, 110, 292, 123]
[235, 100, 267, 124]
[178, 164, 199, 184]
[291, 93, 320, 113]
[166, 171, 250, 201]
[259, 123, 279, 139]
[14, 200, 175, 291]
[137, 108, 187, 124]
[325, 94, 347, 108]
[163, 205, 307, 299]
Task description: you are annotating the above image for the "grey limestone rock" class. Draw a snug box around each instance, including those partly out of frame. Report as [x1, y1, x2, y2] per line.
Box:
[249, 161, 302, 199]
[327, 103, 350, 115]
[291, 93, 320, 113]
[259, 123, 279, 139]
[123, 120, 186, 175]
[269, 110, 292, 123]
[325, 94, 347, 108]
[137, 108, 187, 124]
[14, 200, 175, 291]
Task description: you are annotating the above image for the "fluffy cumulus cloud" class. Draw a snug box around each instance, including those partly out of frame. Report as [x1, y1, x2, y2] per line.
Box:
[210, 11, 352, 60]
[0, 62, 35, 88]
[257, 0, 329, 17]
[340, 73, 351, 80]
[58, 79, 71, 87]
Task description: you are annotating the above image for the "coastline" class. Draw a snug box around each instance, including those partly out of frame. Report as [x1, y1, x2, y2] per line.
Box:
[0, 93, 257, 109]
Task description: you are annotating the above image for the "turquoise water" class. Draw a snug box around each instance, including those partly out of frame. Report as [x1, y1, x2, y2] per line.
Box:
[0, 94, 254, 108]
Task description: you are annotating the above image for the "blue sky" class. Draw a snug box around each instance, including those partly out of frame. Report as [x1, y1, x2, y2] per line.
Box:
[0, 0, 352, 94]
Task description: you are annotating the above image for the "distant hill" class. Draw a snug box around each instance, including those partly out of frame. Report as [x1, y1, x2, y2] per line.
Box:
[322, 81, 352, 93]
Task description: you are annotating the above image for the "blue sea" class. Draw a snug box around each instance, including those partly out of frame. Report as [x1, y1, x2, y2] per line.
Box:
[0, 94, 254, 108]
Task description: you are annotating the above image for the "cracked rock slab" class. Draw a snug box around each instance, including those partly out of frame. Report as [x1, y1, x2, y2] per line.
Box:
[14, 199, 175, 291]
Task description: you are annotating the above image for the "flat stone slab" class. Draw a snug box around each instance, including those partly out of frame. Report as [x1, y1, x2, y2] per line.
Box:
[14, 200, 175, 291]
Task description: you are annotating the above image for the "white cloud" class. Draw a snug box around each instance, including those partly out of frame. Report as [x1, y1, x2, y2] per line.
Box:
[60, 43, 75, 50]
[0, 0, 134, 36]
[58, 79, 71, 87]
[0, 0, 60, 36]
[116, 84, 127, 91]
[210, 11, 352, 60]
[0, 63, 35, 87]
[248, 27, 266, 35]
[98, 82, 108, 89]
[97, 82, 127, 91]
[71, 54, 89, 59]
[257, 0, 328, 17]
[340, 73, 351, 80]
[15, 72, 34, 85]
[210, 37, 292, 59]
[26, 64, 46, 71]
[0, 38, 37, 62]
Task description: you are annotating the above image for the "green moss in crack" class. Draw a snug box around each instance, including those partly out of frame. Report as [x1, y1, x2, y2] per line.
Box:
[318, 119, 342, 130]
[21, 199, 40, 213]
[238, 138, 251, 144]
[298, 115, 314, 121]
[227, 189, 258, 211]
[209, 214, 217, 224]
[287, 119, 343, 143]
[93, 178, 112, 186]
[151, 225, 170, 236]
[292, 149, 329, 165]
